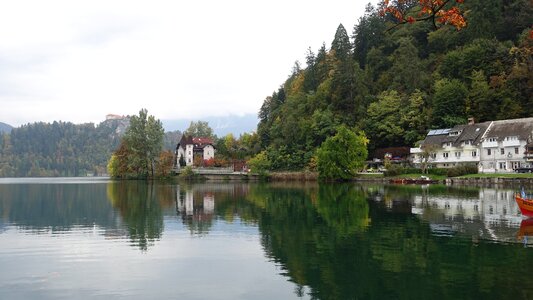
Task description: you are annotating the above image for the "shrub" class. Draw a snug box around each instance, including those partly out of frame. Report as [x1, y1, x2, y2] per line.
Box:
[179, 166, 195, 179]
[446, 164, 478, 177]
[248, 151, 271, 173]
[427, 168, 448, 176]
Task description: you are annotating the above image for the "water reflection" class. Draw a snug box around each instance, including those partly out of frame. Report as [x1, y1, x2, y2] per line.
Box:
[1, 181, 533, 299]
[373, 185, 526, 244]
[0, 182, 119, 232]
[106, 181, 176, 250]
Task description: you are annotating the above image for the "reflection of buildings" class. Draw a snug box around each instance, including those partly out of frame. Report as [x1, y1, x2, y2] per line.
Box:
[410, 188, 528, 245]
[176, 186, 217, 234]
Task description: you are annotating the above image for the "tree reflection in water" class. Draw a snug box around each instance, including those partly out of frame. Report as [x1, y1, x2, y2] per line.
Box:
[107, 181, 175, 251]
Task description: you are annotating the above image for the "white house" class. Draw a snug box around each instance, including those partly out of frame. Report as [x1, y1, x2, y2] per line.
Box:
[175, 135, 215, 167]
[410, 120, 490, 168]
[410, 117, 533, 173]
[478, 118, 533, 173]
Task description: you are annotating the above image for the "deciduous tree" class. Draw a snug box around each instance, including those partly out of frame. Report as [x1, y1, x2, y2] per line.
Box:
[316, 125, 368, 181]
[379, 0, 467, 30]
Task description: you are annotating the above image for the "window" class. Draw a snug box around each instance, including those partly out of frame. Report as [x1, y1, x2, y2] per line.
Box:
[455, 152, 461, 158]
[515, 147, 519, 154]
[430, 153, 436, 159]
[443, 152, 449, 158]
[487, 149, 491, 156]
[488, 137, 497, 142]
[501, 148, 505, 155]
[189, 151, 191, 155]
[464, 140, 472, 146]
[472, 151, 477, 157]
[499, 162, 506, 169]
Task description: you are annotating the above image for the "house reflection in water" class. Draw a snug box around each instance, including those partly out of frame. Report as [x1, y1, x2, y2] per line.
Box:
[175, 186, 216, 234]
[410, 187, 529, 245]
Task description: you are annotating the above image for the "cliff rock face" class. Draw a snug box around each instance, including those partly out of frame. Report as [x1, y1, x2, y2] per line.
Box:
[101, 117, 130, 137]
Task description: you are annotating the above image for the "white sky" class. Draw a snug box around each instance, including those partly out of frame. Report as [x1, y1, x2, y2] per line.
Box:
[0, 0, 376, 127]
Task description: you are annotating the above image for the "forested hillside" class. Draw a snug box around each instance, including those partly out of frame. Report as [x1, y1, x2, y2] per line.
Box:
[0, 122, 12, 134]
[256, 0, 532, 171]
[0, 118, 181, 177]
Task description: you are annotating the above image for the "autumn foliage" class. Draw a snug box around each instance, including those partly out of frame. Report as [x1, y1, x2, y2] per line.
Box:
[379, 0, 467, 30]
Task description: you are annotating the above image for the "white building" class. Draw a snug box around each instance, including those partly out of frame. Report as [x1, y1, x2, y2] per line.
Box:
[175, 135, 215, 167]
[410, 117, 533, 173]
[410, 120, 490, 168]
[478, 118, 533, 173]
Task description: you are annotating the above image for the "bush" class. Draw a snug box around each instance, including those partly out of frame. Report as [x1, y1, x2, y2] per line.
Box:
[446, 164, 478, 177]
[179, 166, 195, 179]
[248, 151, 271, 173]
[427, 168, 448, 176]
[384, 165, 421, 177]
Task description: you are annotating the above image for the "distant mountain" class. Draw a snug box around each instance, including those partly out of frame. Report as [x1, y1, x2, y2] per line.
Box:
[0, 122, 13, 134]
[162, 114, 258, 137]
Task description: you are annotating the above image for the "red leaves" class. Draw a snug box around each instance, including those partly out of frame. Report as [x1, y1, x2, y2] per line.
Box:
[380, 0, 466, 30]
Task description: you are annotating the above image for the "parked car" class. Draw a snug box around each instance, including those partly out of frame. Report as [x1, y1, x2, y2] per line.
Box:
[514, 167, 533, 173]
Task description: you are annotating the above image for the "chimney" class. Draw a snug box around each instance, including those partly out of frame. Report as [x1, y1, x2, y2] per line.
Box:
[468, 117, 475, 125]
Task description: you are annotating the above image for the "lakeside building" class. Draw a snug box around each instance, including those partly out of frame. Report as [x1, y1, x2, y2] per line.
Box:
[478, 118, 533, 173]
[175, 135, 215, 167]
[410, 117, 533, 173]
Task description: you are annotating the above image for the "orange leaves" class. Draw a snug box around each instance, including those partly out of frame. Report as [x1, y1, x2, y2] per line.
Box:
[379, 0, 466, 30]
[436, 6, 466, 29]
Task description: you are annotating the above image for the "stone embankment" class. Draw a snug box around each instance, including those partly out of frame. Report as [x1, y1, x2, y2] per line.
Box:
[445, 177, 533, 186]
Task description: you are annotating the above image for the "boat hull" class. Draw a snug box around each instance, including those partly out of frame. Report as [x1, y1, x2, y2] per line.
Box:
[515, 194, 533, 218]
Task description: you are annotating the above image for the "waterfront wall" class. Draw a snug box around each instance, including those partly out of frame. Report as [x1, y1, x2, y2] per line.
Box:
[445, 177, 533, 187]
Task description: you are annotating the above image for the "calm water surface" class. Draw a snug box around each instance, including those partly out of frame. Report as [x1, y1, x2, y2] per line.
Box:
[0, 179, 532, 299]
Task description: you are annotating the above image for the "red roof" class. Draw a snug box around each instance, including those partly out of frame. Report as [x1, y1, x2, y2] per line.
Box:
[192, 137, 213, 145]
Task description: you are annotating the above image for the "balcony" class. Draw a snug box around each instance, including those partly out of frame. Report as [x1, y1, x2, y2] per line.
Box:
[502, 140, 521, 147]
[481, 141, 498, 148]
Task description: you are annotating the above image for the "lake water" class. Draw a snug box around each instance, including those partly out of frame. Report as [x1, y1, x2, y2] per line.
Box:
[0, 179, 532, 299]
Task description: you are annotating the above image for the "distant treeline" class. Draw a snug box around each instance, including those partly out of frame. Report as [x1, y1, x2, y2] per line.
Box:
[256, 0, 532, 170]
[0, 119, 181, 177]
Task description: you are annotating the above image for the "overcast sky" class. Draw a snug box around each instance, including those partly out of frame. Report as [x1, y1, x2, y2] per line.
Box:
[0, 0, 376, 127]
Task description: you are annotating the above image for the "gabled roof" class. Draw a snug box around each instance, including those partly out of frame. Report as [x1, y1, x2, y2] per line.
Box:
[483, 118, 533, 141]
[453, 122, 491, 147]
[421, 122, 490, 148]
[192, 137, 213, 145]
[421, 128, 453, 147]
[177, 135, 215, 150]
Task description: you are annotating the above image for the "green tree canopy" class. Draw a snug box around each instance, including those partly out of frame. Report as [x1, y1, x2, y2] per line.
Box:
[184, 121, 215, 138]
[316, 125, 368, 181]
[109, 109, 164, 179]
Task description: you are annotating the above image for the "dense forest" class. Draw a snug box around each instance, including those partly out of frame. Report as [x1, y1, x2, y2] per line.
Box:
[0, 118, 181, 177]
[0, 1, 531, 177]
[256, 0, 532, 170]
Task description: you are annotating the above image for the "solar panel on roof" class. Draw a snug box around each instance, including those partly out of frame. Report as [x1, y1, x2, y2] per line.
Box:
[427, 128, 451, 136]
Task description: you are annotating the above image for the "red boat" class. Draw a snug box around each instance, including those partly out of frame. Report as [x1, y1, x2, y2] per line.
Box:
[515, 193, 533, 218]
